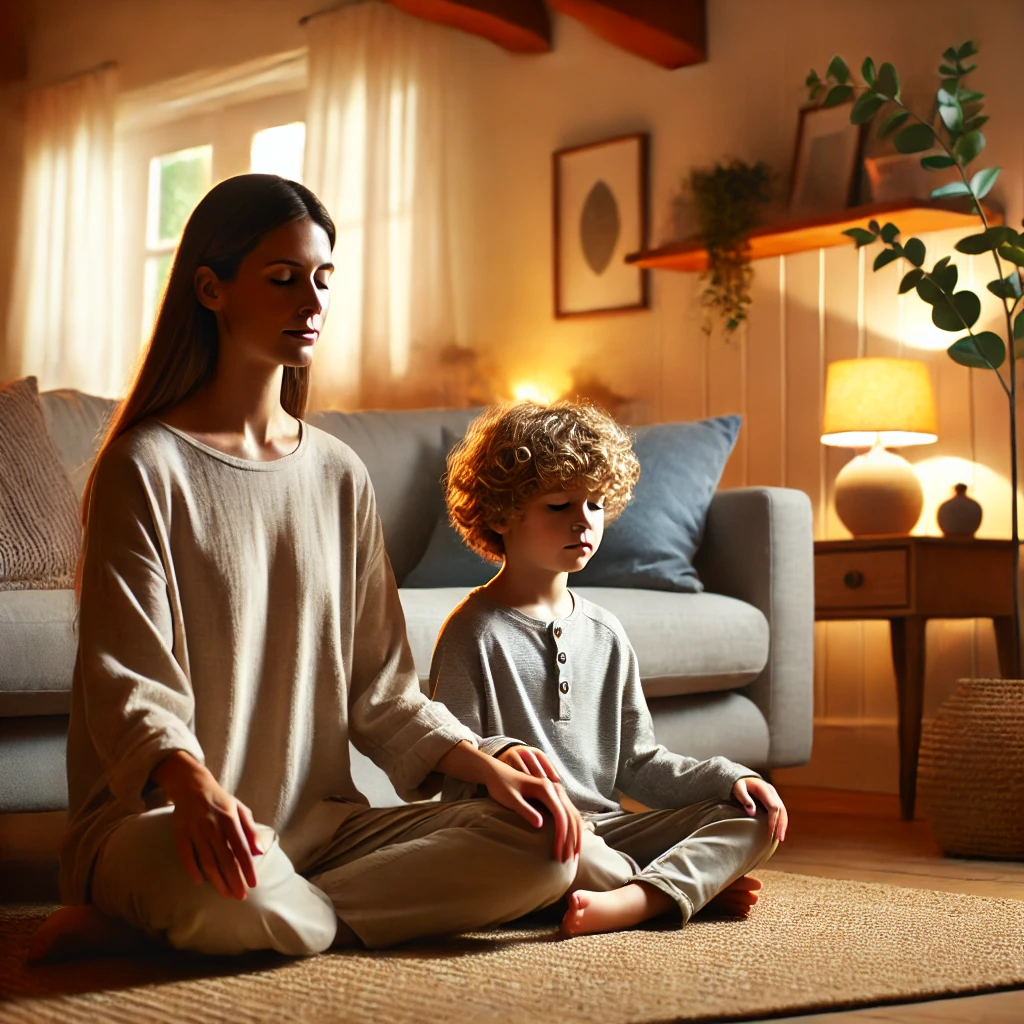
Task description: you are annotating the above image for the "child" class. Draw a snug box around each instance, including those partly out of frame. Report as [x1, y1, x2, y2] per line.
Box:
[429, 400, 788, 937]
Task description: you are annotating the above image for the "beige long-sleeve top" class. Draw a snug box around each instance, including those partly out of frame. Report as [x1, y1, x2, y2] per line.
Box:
[60, 419, 474, 904]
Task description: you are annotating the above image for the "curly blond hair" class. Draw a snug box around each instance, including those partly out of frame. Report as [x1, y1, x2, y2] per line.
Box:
[446, 400, 641, 563]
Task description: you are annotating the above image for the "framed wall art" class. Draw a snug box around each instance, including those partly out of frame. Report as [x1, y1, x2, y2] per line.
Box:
[788, 104, 866, 217]
[553, 132, 649, 318]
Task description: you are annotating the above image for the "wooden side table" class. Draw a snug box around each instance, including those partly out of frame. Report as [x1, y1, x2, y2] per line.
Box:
[814, 536, 1016, 820]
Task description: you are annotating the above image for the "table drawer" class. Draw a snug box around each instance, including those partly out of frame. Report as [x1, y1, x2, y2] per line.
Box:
[816, 549, 909, 609]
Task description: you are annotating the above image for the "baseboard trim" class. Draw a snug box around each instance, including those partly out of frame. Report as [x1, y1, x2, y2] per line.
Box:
[773, 720, 901, 795]
[774, 785, 902, 819]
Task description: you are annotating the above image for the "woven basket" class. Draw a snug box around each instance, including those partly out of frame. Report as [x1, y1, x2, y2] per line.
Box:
[918, 678, 1024, 860]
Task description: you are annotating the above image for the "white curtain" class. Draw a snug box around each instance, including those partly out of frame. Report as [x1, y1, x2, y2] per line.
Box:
[304, 0, 457, 410]
[7, 65, 119, 396]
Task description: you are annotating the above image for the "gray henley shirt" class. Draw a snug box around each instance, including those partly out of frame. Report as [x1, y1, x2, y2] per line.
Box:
[430, 588, 758, 813]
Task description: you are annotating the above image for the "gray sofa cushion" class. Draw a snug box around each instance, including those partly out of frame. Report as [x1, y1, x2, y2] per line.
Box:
[0, 716, 69, 812]
[402, 518, 497, 588]
[0, 589, 77, 716]
[307, 407, 481, 582]
[401, 425, 498, 589]
[398, 586, 767, 699]
[39, 389, 116, 500]
[648, 691, 770, 770]
[575, 587, 768, 697]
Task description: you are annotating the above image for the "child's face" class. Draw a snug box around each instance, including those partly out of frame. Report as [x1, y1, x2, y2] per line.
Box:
[494, 484, 605, 576]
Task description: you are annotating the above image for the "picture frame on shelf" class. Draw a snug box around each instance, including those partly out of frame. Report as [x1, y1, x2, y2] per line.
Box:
[789, 103, 866, 217]
[553, 132, 649, 318]
[863, 151, 943, 203]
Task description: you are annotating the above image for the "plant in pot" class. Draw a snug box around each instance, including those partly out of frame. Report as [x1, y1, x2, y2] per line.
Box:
[685, 160, 772, 338]
[806, 42, 1024, 858]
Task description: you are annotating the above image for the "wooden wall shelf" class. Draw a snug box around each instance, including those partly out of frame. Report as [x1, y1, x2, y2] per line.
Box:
[626, 199, 1003, 273]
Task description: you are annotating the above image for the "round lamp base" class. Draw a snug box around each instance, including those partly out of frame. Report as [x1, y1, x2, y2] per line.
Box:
[834, 445, 923, 536]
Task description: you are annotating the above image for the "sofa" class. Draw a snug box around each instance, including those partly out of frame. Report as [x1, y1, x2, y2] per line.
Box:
[0, 388, 814, 813]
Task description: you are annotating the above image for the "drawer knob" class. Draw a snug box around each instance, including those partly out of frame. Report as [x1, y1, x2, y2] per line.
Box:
[844, 570, 864, 589]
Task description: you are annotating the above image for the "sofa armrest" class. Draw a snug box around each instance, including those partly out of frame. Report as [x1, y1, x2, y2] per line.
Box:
[692, 487, 813, 768]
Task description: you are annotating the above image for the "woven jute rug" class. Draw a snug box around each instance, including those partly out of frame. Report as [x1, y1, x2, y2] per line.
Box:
[1, 870, 1023, 1024]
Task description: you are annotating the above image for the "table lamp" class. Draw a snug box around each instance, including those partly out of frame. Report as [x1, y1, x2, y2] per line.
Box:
[821, 357, 938, 536]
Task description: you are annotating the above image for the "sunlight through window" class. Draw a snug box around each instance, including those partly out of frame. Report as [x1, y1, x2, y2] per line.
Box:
[142, 144, 212, 337]
[250, 122, 306, 182]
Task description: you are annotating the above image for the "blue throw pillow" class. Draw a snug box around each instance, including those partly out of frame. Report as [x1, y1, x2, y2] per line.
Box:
[401, 514, 499, 588]
[573, 415, 741, 593]
[400, 427, 499, 589]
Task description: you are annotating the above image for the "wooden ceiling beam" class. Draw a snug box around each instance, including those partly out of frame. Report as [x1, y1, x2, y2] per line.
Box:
[389, 0, 552, 53]
[0, 0, 29, 83]
[549, 0, 706, 69]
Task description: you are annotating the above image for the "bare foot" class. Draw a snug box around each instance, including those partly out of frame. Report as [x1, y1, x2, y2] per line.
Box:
[703, 875, 762, 917]
[26, 905, 159, 964]
[559, 882, 674, 938]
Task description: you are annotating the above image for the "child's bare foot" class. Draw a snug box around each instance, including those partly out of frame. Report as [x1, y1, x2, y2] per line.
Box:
[26, 905, 159, 964]
[559, 882, 674, 938]
[704, 875, 762, 917]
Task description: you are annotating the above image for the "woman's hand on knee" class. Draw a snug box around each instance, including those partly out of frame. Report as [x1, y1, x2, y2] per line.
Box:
[484, 759, 582, 863]
[496, 746, 585, 860]
[151, 751, 265, 900]
[435, 741, 581, 862]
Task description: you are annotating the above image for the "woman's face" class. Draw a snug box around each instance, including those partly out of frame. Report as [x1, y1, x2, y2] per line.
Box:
[195, 216, 334, 369]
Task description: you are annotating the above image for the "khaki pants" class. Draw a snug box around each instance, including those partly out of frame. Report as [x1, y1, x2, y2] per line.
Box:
[90, 799, 576, 955]
[572, 798, 778, 923]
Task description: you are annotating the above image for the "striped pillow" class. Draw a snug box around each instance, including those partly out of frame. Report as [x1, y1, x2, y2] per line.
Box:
[0, 376, 81, 591]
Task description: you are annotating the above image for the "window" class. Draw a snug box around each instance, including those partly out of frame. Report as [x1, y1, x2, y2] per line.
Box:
[118, 89, 307, 352]
[142, 145, 212, 332]
[251, 121, 306, 181]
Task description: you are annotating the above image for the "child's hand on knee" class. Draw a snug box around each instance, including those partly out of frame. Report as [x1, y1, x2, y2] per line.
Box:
[732, 777, 788, 843]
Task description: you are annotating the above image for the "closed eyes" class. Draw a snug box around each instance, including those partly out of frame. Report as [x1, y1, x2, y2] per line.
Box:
[269, 275, 330, 290]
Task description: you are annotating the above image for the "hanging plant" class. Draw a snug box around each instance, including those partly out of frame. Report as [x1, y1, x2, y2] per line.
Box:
[688, 160, 773, 336]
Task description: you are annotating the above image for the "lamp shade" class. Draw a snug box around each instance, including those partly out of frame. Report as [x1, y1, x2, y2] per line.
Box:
[821, 357, 938, 448]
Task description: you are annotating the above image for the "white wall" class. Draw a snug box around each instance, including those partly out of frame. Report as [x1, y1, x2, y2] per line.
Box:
[4, 0, 1023, 791]
[448, 1, 1024, 791]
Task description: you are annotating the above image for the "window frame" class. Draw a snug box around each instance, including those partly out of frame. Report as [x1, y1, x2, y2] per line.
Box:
[115, 89, 307, 360]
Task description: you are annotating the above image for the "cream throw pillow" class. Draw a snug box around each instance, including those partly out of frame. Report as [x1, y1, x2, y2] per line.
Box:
[0, 376, 81, 591]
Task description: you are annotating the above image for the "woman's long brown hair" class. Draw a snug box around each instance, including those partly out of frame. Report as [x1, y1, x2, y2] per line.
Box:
[76, 173, 336, 600]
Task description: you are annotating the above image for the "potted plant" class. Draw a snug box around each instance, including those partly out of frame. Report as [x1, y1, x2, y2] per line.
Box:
[807, 43, 1024, 858]
[685, 160, 772, 337]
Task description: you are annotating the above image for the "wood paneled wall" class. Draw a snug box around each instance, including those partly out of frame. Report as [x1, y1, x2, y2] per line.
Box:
[663, 227, 1014, 791]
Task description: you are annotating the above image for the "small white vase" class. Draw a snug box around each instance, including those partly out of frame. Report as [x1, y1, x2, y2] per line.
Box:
[936, 483, 983, 537]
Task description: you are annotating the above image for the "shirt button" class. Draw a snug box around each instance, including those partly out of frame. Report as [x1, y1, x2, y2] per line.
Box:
[557, 652, 567, 663]
[559, 679, 570, 694]
[553, 627, 562, 638]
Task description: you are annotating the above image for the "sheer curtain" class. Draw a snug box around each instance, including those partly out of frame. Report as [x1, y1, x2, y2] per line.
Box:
[304, 0, 457, 411]
[7, 65, 120, 396]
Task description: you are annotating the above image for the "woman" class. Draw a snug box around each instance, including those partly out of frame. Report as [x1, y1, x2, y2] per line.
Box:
[31, 174, 580, 961]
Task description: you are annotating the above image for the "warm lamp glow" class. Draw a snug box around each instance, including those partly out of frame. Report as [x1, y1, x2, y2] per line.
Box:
[821, 357, 938, 448]
[511, 382, 554, 404]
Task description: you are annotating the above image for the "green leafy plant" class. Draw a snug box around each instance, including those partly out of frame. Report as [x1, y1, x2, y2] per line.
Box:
[807, 42, 1021, 676]
[688, 160, 773, 336]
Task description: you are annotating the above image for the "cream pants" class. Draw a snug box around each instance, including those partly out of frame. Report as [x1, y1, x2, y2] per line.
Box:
[90, 798, 576, 955]
[573, 798, 779, 922]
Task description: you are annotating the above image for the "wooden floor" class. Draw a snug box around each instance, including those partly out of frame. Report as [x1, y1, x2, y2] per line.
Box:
[2, 788, 1022, 1023]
